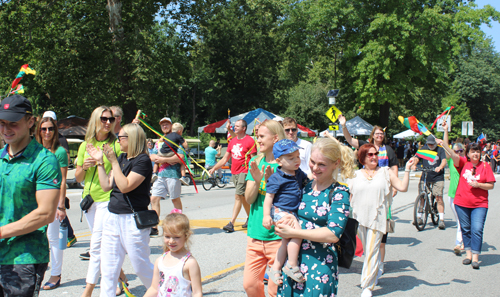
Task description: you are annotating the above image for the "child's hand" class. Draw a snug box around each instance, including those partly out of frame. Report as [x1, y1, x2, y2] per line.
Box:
[263, 215, 273, 230]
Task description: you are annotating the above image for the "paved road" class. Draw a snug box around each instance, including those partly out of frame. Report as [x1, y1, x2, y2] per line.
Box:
[40, 172, 500, 296]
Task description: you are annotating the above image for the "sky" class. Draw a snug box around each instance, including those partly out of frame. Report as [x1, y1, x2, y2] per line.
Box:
[476, 0, 500, 52]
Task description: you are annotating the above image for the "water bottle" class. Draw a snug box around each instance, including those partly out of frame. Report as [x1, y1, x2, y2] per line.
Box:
[59, 221, 68, 250]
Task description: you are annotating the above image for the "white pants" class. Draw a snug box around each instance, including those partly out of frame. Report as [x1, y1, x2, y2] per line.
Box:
[47, 217, 64, 276]
[358, 226, 384, 290]
[448, 197, 463, 246]
[85, 201, 109, 284]
[100, 211, 154, 297]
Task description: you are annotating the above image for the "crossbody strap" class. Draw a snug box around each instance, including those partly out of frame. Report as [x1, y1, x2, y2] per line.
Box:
[123, 193, 136, 213]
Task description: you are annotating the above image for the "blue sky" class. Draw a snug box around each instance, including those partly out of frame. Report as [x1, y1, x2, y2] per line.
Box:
[476, 0, 500, 52]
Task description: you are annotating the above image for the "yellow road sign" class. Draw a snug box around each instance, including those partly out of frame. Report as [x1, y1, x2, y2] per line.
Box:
[325, 105, 342, 122]
[329, 125, 339, 131]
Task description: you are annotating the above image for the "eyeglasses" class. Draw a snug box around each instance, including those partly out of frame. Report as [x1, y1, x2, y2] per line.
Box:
[100, 116, 116, 123]
[367, 152, 380, 157]
[454, 149, 464, 153]
[374, 133, 384, 136]
[285, 128, 298, 133]
[117, 135, 128, 142]
[41, 127, 54, 132]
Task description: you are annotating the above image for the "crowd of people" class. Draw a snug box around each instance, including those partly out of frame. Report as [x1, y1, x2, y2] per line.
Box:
[0, 94, 496, 297]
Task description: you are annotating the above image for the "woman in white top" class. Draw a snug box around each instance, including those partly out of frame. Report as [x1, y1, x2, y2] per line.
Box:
[348, 143, 414, 297]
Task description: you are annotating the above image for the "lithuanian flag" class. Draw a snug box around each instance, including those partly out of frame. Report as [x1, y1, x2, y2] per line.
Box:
[416, 149, 437, 162]
[398, 116, 431, 136]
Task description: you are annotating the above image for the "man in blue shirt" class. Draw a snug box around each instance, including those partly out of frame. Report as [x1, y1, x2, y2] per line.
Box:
[204, 140, 222, 171]
[0, 95, 61, 296]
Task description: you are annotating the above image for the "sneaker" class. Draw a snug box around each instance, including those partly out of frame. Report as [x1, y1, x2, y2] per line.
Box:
[67, 236, 77, 248]
[438, 220, 446, 230]
[151, 173, 158, 184]
[150, 227, 159, 237]
[79, 251, 90, 260]
[242, 219, 248, 229]
[361, 288, 373, 297]
[223, 222, 235, 233]
[180, 176, 190, 186]
[413, 218, 424, 226]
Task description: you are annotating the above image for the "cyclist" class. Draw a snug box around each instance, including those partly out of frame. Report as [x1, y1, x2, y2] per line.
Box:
[204, 140, 222, 176]
[411, 135, 447, 229]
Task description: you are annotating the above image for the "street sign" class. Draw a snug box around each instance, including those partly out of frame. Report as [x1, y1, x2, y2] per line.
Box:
[325, 105, 342, 122]
[436, 116, 451, 132]
[462, 121, 473, 136]
[329, 125, 339, 131]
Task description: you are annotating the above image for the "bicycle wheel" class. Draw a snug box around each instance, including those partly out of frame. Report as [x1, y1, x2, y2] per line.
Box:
[430, 195, 439, 225]
[216, 170, 227, 188]
[201, 171, 214, 191]
[413, 193, 428, 231]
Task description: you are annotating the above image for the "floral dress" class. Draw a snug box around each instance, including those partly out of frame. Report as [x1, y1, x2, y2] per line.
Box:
[278, 181, 350, 297]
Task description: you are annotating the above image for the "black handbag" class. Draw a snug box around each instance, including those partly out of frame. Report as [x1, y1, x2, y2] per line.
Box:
[80, 169, 97, 212]
[124, 194, 159, 229]
[329, 184, 358, 269]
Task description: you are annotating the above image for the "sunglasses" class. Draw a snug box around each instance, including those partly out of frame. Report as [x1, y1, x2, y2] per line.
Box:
[285, 128, 298, 133]
[41, 127, 55, 132]
[367, 152, 380, 157]
[100, 116, 116, 123]
[454, 149, 464, 153]
[472, 166, 476, 176]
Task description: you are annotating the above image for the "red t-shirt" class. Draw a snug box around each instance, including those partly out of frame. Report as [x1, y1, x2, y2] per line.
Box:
[454, 156, 496, 208]
[227, 135, 257, 174]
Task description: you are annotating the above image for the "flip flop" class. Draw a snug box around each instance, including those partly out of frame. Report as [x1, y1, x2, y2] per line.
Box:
[283, 263, 305, 283]
[268, 268, 283, 286]
[43, 277, 61, 290]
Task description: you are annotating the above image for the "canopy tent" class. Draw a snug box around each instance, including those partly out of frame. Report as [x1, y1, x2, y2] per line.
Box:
[58, 116, 88, 137]
[198, 108, 317, 137]
[321, 116, 374, 137]
[393, 129, 419, 139]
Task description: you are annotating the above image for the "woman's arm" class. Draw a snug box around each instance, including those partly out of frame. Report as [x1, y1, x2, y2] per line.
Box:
[441, 121, 460, 165]
[55, 166, 68, 221]
[143, 258, 161, 297]
[274, 225, 340, 243]
[339, 115, 360, 148]
[389, 158, 415, 192]
[103, 144, 146, 193]
[244, 160, 273, 205]
[469, 181, 495, 191]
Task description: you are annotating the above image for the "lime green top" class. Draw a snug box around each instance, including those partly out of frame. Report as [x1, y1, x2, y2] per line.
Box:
[447, 158, 460, 198]
[245, 155, 281, 241]
[77, 139, 121, 202]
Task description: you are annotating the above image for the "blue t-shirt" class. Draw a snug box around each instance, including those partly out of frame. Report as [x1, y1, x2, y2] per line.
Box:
[265, 167, 307, 212]
[204, 146, 218, 167]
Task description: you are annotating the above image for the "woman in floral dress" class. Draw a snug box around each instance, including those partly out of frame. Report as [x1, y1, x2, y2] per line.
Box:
[276, 138, 356, 296]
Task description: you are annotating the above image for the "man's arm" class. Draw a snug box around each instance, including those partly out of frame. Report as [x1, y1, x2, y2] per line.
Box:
[0, 189, 59, 239]
[208, 151, 231, 175]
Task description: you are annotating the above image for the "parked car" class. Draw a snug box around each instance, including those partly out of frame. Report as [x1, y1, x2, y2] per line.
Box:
[66, 138, 84, 188]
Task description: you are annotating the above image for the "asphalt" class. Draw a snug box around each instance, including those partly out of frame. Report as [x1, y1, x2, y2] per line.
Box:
[39, 171, 500, 296]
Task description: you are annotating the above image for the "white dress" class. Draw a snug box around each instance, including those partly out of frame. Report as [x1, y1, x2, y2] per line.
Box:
[157, 252, 192, 297]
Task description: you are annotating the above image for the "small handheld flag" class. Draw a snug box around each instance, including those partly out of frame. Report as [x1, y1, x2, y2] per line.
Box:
[431, 106, 454, 130]
[11, 64, 36, 89]
[415, 149, 438, 162]
[398, 116, 431, 136]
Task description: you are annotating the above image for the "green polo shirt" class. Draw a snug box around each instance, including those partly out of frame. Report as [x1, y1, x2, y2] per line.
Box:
[0, 138, 62, 265]
[77, 139, 121, 202]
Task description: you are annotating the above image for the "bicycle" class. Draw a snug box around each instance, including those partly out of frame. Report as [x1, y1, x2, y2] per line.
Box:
[413, 167, 440, 231]
[201, 167, 231, 191]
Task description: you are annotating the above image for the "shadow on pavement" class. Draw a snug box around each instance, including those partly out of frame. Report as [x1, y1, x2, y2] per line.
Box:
[193, 228, 226, 235]
[384, 259, 418, 274]
[477, 254, 500, 267]
[204, 290, 246, 296]
[375, 275, 449, 294]
[387, 236, 422, 247]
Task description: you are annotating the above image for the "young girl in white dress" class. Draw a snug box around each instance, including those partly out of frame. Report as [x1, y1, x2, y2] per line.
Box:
[144, 210, 202, 297]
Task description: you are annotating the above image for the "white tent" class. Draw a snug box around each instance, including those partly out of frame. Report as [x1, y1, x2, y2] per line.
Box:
[393, 129, 419, 139]
[321, 116, 374, 137]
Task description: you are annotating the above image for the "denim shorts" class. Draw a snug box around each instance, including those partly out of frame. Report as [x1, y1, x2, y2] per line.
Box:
[270, 206, 298, 222]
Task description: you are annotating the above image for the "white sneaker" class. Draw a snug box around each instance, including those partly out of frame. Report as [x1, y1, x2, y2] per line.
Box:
[180, 176, 190, 186]
[361, 288, 372, 297]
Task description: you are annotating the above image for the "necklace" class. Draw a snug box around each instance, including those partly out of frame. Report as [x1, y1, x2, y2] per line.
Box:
[364, 168, 377, 180]
[8, 146, 27, 159]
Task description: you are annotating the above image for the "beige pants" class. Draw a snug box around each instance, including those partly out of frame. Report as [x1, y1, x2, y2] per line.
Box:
[358, 225, 384, 290]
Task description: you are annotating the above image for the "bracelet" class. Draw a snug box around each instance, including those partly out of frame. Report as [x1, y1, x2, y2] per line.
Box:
[57, 207, 66, 211]
[405, 169, 411, 172]
[96, 162, 104, 167]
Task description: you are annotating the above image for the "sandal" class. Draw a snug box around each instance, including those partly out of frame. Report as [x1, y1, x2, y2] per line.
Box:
[268, 268, 283, 286]
[43, 275, 61, 290]
[283, 263, 305, 283]
[453, 245, 462, 255]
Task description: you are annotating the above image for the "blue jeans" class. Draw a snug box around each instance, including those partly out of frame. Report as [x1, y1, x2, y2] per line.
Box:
[454, 205, 488, 254]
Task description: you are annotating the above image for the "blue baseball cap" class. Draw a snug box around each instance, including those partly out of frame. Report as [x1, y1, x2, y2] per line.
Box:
[273, 139, 300, 159]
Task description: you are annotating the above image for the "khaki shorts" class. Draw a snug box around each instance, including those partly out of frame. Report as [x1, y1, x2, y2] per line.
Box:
[231, 173, 247, 196]
[152, 176, 181, 199]
[427, 181, 444, 197]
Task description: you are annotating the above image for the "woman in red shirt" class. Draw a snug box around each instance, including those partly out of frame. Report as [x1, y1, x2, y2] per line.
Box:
[441, 122, 495, 269]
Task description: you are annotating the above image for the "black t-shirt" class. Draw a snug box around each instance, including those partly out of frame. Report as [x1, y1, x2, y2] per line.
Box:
[358, 140, 398, 168]
[160, 132, 184, 154]
[108, 153, 153, 214]
[419, 145, 446, 182]
[58, 133, 69, 152]
[397, 145, 405, 159]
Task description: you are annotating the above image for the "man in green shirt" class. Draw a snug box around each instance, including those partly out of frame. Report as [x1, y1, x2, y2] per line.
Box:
[0, 95, 61, 296]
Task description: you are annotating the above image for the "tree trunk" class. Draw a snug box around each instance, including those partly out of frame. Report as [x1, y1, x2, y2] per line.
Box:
[190, 88, 197, 136]
[379, 101, 390, 130]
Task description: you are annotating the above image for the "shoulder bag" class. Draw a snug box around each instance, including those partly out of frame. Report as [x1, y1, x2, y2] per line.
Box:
[329, 183, 358, 269]
[124, 193, 159, 229]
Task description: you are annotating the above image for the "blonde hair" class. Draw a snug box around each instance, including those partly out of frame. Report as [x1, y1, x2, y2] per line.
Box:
[121, 123, 148, 158]
[312, 138, 356, 180]
[254, 120, 286, 164]
[162, 213, 193, 252]
[85, 106, 116, 144]
[172, 123, 184, 133]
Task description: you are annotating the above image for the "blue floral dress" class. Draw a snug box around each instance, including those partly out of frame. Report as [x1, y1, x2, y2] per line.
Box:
[278, 181, 351, 297]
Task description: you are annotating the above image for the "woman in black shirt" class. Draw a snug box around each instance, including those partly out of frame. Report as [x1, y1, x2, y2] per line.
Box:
[86, 123, 154, 297]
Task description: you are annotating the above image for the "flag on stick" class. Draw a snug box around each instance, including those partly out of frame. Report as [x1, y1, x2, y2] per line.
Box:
[431, 106, 454, 129]
[11, 64, 36, 89]
[398, 116, 431, 136]
[416, 149, 438, 162]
